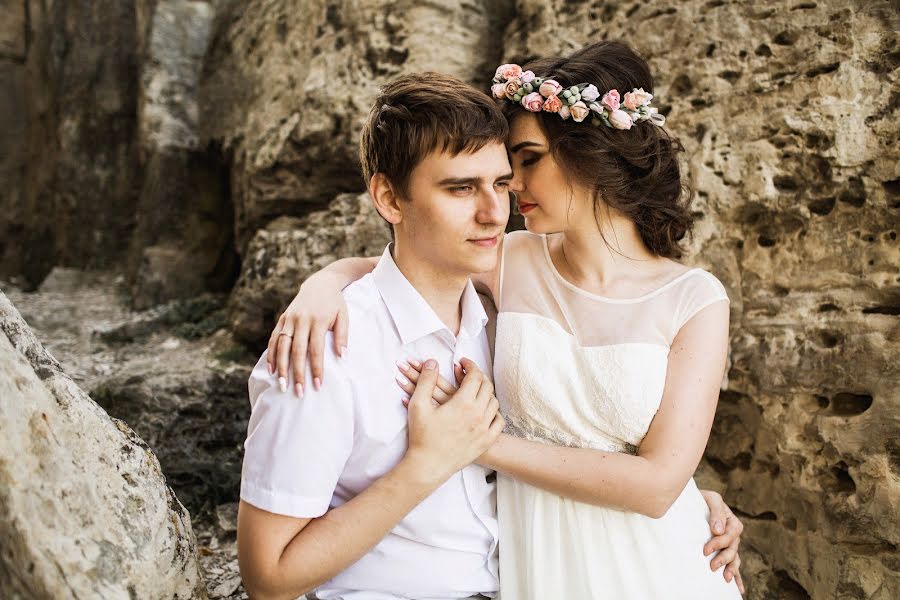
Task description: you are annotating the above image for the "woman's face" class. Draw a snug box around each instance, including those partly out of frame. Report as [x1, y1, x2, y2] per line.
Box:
[507, 113, 594, 235]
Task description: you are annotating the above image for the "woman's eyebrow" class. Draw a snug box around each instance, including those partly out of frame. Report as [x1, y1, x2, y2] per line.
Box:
[508, 140, 543, 153]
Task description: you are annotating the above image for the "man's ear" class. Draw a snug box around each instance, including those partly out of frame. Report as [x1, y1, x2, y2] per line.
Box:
[370, 173, 403, 225]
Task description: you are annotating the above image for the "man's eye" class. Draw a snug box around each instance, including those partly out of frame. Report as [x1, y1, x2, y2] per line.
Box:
[495, 181, 510, 189]
[451, 186, 474, 193]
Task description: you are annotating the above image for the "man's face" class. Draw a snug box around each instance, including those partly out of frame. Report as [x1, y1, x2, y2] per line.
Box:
[395, 142, 511, 277]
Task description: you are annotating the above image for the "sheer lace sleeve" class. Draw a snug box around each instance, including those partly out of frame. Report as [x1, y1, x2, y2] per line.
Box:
[669, 271, 729, 342]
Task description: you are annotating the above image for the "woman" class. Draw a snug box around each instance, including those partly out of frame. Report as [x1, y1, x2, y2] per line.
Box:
[268, 41, 744, 598]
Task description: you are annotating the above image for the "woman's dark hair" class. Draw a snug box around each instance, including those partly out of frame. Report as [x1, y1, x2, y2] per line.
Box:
[505, 41, 693, 259]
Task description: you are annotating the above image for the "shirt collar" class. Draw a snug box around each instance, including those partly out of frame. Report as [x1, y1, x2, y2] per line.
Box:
[372, 244, 489, 345]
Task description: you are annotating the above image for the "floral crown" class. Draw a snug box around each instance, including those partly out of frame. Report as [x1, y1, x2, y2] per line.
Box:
[491, 63, 666, 130]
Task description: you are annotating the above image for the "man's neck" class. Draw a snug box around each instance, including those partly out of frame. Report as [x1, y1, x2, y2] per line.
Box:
[391, 244, 469, 337]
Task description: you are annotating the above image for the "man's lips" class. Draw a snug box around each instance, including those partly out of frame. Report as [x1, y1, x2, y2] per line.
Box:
[468, 234, 501, 248]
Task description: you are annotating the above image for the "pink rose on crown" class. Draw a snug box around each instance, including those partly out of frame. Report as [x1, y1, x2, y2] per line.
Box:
[559, 105, 571, 120]
[623, 88, 653, 110]
[581, 84, 600, 102]
[521, 92, 545, 112]
[601, 89, 621, 111]
[570, 101, 590, 122]
[632, 88, 653, 106]
[491, 83, 507, 100]
[622, 91, 640, 111]
[608, 109, 633, 130]
[520, 70, 536, 84]
[496, 63, 523, 81]
[504, 79, 522, 99]
[542, 95, 563, 113]
[539, 79, 563, 98]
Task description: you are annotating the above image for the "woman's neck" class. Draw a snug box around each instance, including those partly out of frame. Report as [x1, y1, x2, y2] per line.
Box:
[558, 210, 658, 289]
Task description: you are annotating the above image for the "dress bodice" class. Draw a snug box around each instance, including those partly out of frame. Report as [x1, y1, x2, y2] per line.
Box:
[494, 231, 729, 454]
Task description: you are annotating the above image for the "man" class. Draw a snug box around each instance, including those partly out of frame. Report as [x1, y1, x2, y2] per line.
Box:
[238, 72, 741, 600]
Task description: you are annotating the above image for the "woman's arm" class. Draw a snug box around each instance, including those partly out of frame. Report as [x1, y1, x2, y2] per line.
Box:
[267, 256, 378, 396]
[480, 300, 730, 517]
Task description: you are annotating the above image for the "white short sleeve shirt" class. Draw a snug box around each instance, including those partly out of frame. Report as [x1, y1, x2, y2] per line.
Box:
[240, 245, 499, 600]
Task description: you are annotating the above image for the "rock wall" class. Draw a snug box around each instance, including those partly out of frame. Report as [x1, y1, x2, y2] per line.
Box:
[501, 3, 899, 598]
[0, 289, 207, 599]
[0, 1, 143, 288]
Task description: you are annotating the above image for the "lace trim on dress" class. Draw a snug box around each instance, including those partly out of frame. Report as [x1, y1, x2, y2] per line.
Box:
[503, 411, 639, 455]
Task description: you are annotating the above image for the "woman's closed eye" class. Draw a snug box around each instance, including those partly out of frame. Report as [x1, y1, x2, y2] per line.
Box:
[520, 153, 541, 167]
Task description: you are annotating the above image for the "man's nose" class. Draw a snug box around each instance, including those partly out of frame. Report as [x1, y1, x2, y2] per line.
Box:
[476, 188, 509, 225]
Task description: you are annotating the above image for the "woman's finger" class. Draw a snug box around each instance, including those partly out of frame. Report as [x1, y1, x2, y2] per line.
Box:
[396, 375, 415, 396]
[399, 360, 457, 402]
[333, 304, 349, 358]
[267, 314, 287, 374]
[709, 543, 737, 571]
[308, 321, 329, 390]
[732, 567, 745, 595]
[287, 317, 310, 393]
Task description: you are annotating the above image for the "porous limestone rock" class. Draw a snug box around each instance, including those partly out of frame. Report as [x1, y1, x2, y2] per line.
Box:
[0, 289, 207, 599]
[229, 192, 392, 345]
[503, 2, 899, 598]
[199, 0, 514, 252]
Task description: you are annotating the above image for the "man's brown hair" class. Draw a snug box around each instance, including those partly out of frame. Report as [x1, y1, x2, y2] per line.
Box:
[359, 72, 509, 198]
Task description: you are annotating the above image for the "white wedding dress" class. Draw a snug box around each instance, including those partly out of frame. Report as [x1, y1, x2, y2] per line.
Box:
[493, 231, 742, 599]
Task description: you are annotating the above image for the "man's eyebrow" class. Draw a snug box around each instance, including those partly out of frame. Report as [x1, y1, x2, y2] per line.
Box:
[438, 173, 514, 186]
[438, 176, 479, 186]
[508, 140, 543, 153]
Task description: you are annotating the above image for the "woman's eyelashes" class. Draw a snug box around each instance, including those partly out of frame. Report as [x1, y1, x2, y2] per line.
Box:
[520, 153, 540, 167]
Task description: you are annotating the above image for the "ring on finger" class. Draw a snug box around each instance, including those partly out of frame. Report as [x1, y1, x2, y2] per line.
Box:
[278, 332, 294, 338]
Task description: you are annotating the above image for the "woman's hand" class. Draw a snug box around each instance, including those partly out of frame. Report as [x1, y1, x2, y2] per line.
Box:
[701, 489, 746, 594]
[267, 272, 349, 397]
[399, 360, 745, 596]
[395, 358, 462, 406]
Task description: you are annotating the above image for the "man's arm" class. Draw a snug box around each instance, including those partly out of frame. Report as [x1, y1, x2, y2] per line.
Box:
[237, 454, 443, 600]
[238, 359, 504, 600]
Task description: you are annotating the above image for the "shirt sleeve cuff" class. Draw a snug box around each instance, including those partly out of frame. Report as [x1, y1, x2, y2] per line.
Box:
[240, 479, 332, 519]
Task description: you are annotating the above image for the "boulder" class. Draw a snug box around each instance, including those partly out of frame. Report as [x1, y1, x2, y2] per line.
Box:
[0, 289, 207, 598]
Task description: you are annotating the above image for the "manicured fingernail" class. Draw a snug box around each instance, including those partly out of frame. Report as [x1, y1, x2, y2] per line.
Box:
[339, 345, 347, 358]
[401, 397, 409, 407]
[396, 360, 410, 370]
[295, 383, 303, 398]
[424, 359, 437, 370]
[278, 377, 287, 393]
[313, 377, 322, 390]
[267, 363, 274, 375]
[397, 375, 410, 386]
[714, 520, 723, 534]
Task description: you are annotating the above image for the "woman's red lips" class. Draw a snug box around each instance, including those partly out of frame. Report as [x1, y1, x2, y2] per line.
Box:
[518, 202, 537, 214]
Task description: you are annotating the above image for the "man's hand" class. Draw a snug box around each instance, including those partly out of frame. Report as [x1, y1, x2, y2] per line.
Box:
[701, 489, 745, 594]
[403, 359, 505, 484]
